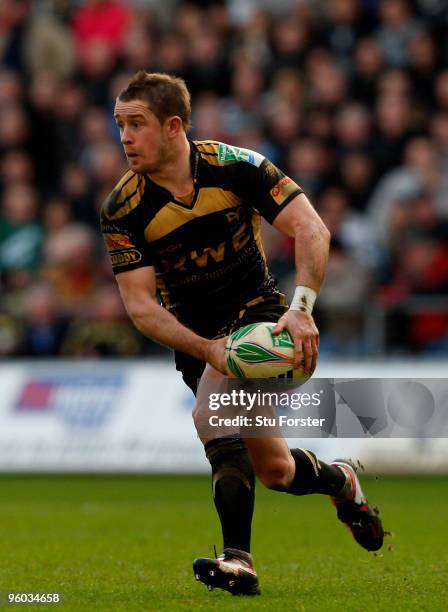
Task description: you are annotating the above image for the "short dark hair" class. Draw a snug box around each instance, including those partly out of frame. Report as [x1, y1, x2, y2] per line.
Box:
[118, 71, 192, 131]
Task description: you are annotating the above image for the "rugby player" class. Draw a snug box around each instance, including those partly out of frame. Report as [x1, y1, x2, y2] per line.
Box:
[101, 72, 384, 596]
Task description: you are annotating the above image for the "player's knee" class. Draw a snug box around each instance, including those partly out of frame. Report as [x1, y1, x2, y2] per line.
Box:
[257, 457, 292, 490]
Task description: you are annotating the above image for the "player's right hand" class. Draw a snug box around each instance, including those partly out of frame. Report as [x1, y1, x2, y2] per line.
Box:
[272, 310, 319, 374]
[204, 337, 230, 376]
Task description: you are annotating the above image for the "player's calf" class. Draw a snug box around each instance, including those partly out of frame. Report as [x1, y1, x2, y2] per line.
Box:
[285, 448, 346, 496]
[205, 437, 255, 553]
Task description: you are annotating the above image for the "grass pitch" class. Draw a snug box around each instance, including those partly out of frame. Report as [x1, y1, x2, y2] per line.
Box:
[0, 474, 447, 611]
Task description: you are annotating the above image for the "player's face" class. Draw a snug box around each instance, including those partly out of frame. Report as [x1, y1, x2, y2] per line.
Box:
[114, 99, 171, 174]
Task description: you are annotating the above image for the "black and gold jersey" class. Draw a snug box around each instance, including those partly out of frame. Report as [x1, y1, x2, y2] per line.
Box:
[100, 140, 302, 335]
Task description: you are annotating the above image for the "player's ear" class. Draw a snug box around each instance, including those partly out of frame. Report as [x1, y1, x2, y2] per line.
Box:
[165, 115, 183, 137]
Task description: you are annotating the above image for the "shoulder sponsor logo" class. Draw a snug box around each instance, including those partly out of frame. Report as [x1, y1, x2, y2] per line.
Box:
[105, 233, 134, 251]
[270, 176, 297, 205]
[217, 144, 264, 167]
[111, 249, 142, 267]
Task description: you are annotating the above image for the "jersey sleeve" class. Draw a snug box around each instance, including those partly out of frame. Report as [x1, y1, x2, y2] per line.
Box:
[230, 151, 303, 224]
[100, 201, 153, 275]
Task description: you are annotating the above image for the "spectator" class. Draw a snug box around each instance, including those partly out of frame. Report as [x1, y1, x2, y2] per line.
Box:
[27, 70, 61, 191]
[60, 283, 142, 356]
[338, 151, 376, 211]
[316, 239, 374, 356]
[286, 138, 330, 198]
[42, 223, 99, 316]
[60, 162, 95, 223]
[367, 136, 448, 246]
[409, 30, 440, 110]
[54, 81, 86, 163]
[335, 103, 372, 156]
[154, 33, 188, 77]
[185, 26, 230, 96]
[351, 37, 384, 104]
[373, 90, 414, 174]
[375, 0, 422, 68]
[306, 49, 349, 108]
[271, 14, 311, 71]
[21, 282, 67, 356]
[0, 150, 34, 189]
[220, 63, 265, 136]
[430, 112, 448, 159]
[318, 187, 380, 267]
[434, 70, 448, 111]
[0, 183, 42, 272]
[71, 0, 133, 58]
[0, 69, 24, 106]
[0, 104, 29, 152]
[378, 233, 448, 353]
[0, 0, 33, 73]
[319, 0, 369, 68]
[121, 24, 154, 73]
[25, 9, 76, 79]
[191, 93, 230, 142]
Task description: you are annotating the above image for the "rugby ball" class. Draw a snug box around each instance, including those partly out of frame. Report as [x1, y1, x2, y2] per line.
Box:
[225, 322, 312, 383]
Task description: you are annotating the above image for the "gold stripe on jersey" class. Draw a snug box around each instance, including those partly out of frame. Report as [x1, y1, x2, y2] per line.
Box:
[144, 188, 241, 242]
[252, 211, 267, 264]
[115, 169, 135, 192]
[108, 173, 146, 220]
[245, 295, 266, 308]
[237, 295, 265, 320]
[195, 141, 219, 156]
[195, 141, 237, 166]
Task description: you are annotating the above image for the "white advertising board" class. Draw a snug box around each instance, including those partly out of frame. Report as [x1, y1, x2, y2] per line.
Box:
[0, 361, 206, 472]
[0, 360, 447, 473]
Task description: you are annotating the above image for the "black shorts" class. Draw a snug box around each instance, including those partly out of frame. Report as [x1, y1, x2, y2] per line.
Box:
[175, 294, 288, 395]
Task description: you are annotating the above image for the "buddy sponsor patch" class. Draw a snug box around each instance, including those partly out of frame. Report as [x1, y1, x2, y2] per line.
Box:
[218, 144, 264, 167]
[270, 176, 299, 205]
[110, 249, 142, 267]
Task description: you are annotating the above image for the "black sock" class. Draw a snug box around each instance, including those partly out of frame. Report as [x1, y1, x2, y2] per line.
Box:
[286, 448, 346, 496]
[205, 437, 255, 553]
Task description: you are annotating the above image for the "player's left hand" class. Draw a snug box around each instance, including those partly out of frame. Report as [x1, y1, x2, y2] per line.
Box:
[204, 336, 231, 376]
[272, 310, 319, 374]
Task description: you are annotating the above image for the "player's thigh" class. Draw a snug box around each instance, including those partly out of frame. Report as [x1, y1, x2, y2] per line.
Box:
[193, 364, 232, 444]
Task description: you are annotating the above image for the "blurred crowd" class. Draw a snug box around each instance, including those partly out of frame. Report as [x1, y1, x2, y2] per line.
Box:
[1, 0, 448, 358]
